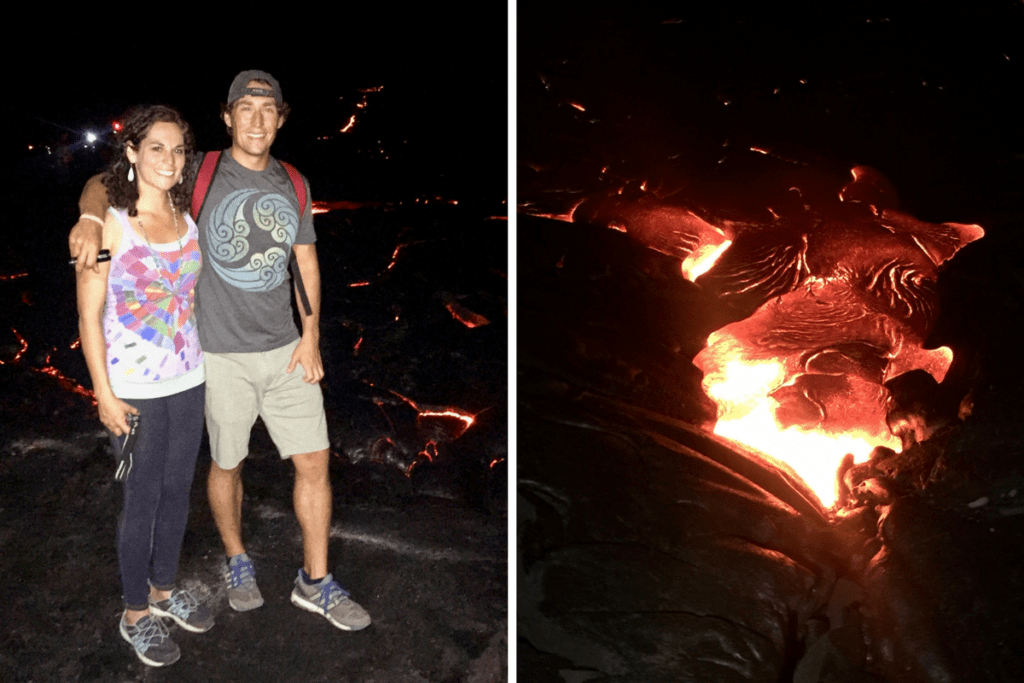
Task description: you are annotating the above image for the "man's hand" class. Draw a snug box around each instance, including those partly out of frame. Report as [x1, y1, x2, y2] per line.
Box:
[287, 334, 324, 383]
[71, 174, 111, 273]
[69, 218, 103, 274]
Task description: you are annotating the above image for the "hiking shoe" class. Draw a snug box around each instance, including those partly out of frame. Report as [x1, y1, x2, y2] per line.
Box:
[119, 613, 180, 667]
[290, 572, 371, 631]
[223, 553, 264, 611]
[149, 588, 215, 633]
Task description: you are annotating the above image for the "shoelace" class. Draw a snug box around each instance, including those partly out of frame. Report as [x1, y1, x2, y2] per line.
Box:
[226, 559, 256, 588]
[131, 616, 170, 653]
[166, 590, 199, 618]
[318, 580, 351, 612]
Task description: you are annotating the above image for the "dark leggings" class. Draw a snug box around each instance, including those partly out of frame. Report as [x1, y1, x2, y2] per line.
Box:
[116, 383, 205, 610]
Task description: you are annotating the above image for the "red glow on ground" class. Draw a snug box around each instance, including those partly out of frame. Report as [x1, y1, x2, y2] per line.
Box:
[353, 337, 363, 354]
[489, 458, 505, 468]
[1, 329, 95, 403]
[519, 198, 584, 224]
[36, 365, 95, 404]
[340, 115, 357, 133]
[406, 441, 438, 478]
[70, 338, 81, 350]
[416, 408, 477, 442]
[312, 201, 378, 214]
[387, 244, 406, 271]
[445, 302, 490, 328]
[570, 102, 586, 111]
[376, 386, 479, 443]
[348, 281, 371, 288]
[418, 409, 475, 430]
[418, 440, 437, 462]
[0, 272, 28, 281]
[1, 328, 29, 364]
[387, 389, 420, 411]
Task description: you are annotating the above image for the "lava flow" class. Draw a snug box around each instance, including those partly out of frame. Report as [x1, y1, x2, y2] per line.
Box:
[569, 165, 985, 507]
[1, 329, 95, 403]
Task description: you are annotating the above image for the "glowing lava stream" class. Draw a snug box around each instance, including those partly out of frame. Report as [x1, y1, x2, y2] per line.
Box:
[703, 358, 899, 508]
[713, 404, 888, 508]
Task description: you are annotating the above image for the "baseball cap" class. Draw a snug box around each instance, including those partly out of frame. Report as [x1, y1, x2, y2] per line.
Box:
[227, 70, 283, 106]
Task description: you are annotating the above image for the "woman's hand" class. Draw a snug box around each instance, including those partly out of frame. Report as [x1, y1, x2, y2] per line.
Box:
[97, 393, 139, 436]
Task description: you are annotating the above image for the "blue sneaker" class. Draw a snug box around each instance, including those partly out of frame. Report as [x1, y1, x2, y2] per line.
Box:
[290, 571, 371, 631]
[149, 588, 215, 633]
[119, 613, 180, 667]
[223, 553, 264, 611]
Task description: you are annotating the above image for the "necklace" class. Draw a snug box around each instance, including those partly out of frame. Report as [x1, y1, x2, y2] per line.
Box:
[136, 195, 187, 297]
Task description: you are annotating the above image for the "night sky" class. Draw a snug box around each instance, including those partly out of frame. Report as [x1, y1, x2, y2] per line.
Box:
[5, 8, 508, 206]
[518, 0, 1024, 223]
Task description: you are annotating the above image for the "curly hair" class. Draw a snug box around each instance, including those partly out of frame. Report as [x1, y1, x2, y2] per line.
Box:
[102, 105, 196, 217]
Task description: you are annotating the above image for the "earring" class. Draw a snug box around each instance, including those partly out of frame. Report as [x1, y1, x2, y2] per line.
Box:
[128, 165, 135, 182]
[178, 175, 183, 185]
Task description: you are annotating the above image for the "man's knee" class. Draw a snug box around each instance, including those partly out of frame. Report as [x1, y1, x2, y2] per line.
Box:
[291, 449, 329, 482]
[209, 459, 243, 483]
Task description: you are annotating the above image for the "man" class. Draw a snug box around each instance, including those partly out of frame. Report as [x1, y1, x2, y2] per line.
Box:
[70, 70, 371, 632]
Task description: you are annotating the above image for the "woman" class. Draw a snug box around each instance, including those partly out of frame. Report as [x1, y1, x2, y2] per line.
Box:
[76, 105, 213, 667]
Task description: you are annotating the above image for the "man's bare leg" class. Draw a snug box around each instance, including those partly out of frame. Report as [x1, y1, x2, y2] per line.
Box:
[291, 449, 331, 578]
[208, 460, 246, 558]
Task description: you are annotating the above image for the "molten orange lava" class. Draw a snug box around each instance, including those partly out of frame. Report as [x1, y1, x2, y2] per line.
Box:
[683, 239, 732, 282]
[0, 328, 29, 364]
[445, 302, 490, 328]
[701, 353, 899, 508]
[1, 329, 95, 403]
[418, 409, 476, 430]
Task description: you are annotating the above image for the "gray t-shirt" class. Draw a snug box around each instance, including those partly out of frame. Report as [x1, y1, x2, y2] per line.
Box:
[193, 151, 316, 353]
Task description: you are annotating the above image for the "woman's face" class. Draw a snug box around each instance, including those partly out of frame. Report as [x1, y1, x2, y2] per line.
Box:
[126, 121, 186, 194]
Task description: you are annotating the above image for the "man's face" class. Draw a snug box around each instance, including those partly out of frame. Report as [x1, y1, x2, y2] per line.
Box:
[223, 80, 284, 162]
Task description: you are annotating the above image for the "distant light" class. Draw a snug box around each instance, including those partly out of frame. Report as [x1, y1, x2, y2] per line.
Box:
[85, 132, 97, 143]
[112, 121, 123, 132]
[27, 145, 33, 151]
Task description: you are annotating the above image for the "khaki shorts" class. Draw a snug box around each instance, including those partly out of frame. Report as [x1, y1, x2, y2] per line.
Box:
[204, 339, 329, 469]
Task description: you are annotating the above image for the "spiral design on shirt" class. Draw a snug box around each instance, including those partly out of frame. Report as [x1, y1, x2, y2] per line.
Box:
[207, 189, 298, 291]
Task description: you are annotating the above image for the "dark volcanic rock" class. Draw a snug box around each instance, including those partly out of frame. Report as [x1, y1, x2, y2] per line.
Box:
[0, 361, 507, 683]
[519, 398, 841, 681]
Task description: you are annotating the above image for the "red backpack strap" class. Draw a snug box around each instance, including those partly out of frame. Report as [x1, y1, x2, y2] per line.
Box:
[278, 160, 307, 217]
[191, 150, 223, 219]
